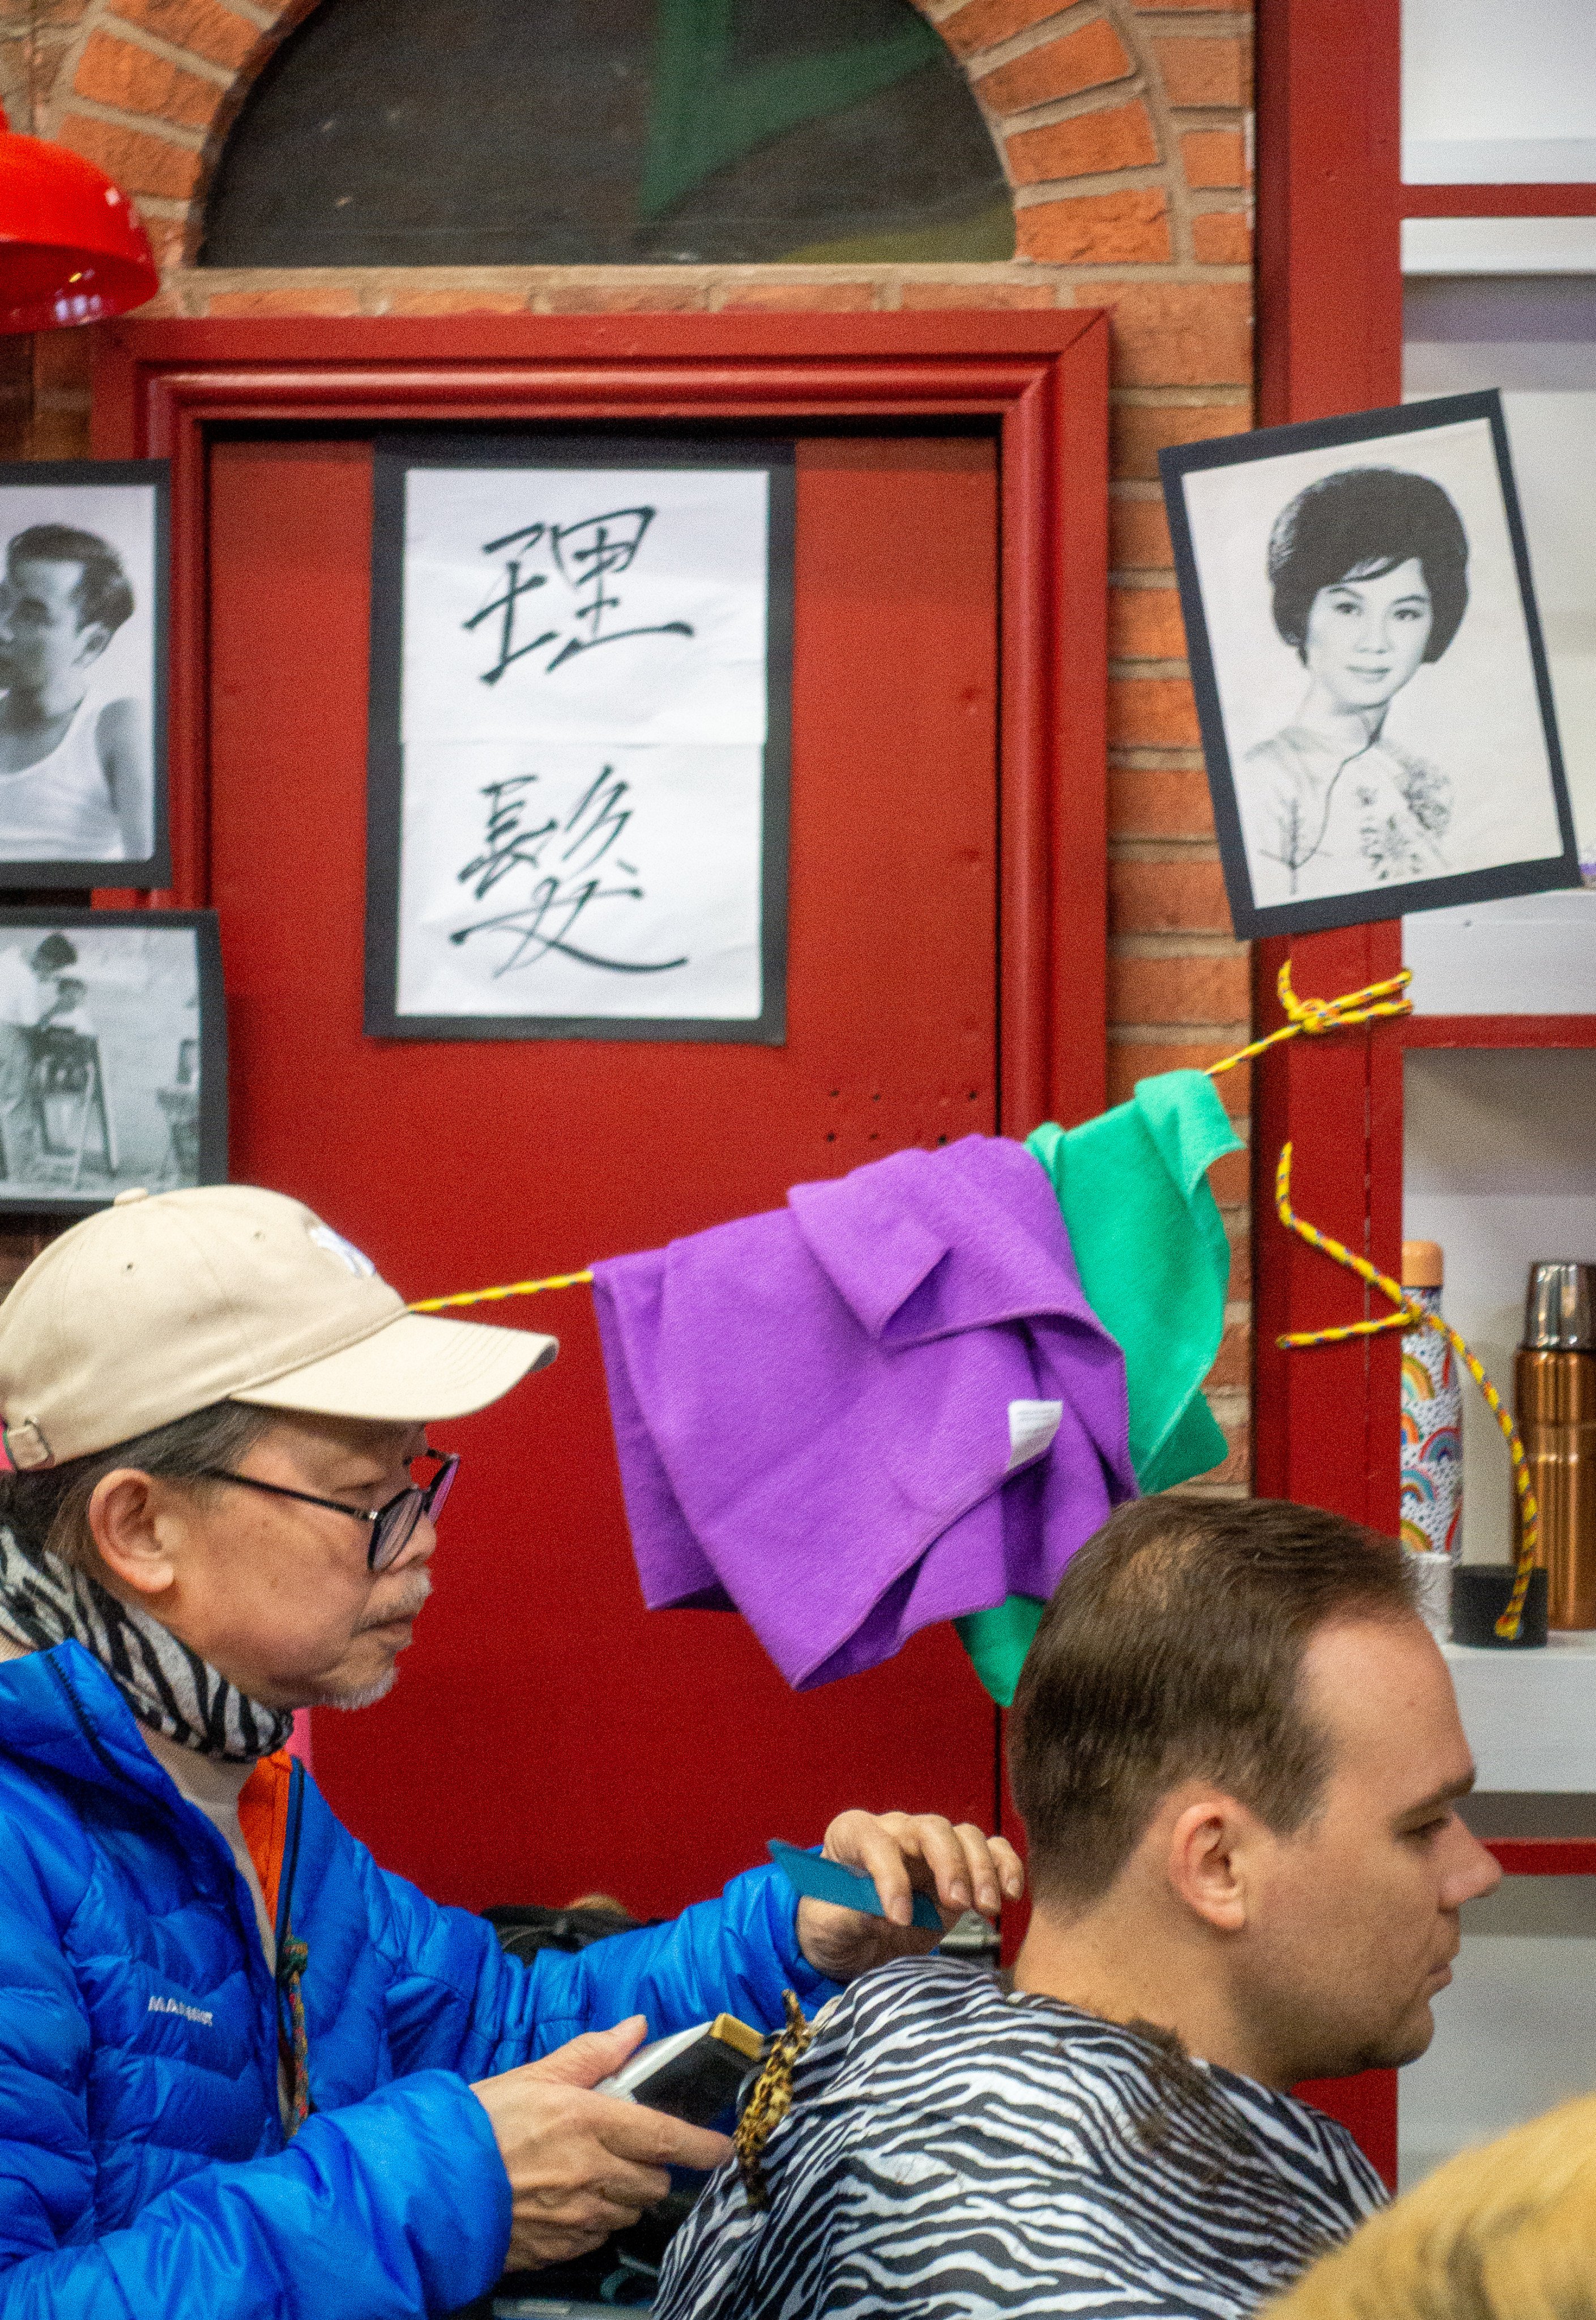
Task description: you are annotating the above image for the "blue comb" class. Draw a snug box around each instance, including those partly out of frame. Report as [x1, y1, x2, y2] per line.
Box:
[768, 1840, 943, 1932]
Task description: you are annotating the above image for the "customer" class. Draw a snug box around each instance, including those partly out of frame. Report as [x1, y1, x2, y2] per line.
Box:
[0, 1184, 1021, 2318]
[655, 1495, 1501, 2320]
[1267, 2091, 1596, 2319]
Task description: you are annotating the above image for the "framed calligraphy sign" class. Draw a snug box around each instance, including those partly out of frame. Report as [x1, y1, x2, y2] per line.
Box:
[364, 433, 793, 1040]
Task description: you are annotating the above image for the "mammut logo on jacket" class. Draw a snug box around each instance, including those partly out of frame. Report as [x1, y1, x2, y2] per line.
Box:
[147, 1995, 214, 2027]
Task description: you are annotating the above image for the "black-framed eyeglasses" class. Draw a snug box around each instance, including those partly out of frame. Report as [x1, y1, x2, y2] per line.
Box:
[197, 1449, 460, 1572]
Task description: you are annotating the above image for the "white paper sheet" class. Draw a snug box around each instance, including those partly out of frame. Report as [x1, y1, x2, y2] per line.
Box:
[393, 464, 772, 1023]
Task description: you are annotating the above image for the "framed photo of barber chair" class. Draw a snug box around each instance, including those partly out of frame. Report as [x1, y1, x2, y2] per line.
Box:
[0, 908, 224, 1213]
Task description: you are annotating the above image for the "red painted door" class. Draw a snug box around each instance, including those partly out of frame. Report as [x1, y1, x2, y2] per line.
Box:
[206, 430, 1002, 1917]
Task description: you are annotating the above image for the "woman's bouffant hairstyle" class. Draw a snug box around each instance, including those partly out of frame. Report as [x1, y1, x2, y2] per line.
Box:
[1266, 466, 1470, 664]
[1264, 2090, 1596, 2320]
[1008, 1495, 1415, 1908]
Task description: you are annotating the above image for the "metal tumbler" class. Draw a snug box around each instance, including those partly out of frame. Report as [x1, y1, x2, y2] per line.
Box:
[1514, 1261, 1596, 1630]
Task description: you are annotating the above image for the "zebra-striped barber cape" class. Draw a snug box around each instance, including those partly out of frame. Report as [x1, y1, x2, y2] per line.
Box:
[654, 1956, 1386, 2319]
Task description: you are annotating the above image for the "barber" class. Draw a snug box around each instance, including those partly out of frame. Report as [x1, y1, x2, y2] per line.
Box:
[0, 1185, 1023, 2317]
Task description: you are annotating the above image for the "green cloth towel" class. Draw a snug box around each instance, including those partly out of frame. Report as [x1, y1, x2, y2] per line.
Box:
[955, 1071, 1243, 1705]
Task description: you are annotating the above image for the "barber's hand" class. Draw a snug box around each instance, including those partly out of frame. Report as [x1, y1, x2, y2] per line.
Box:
[795, 1810, 1026, 1984]
[472, 2018, 732, 2272]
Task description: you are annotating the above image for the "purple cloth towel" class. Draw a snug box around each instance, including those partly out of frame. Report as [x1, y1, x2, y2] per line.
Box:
[591, 1136, 1136, 1690]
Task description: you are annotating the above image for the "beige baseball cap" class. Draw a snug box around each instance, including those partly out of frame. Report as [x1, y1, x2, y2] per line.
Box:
[0, 1184, 557, 1470]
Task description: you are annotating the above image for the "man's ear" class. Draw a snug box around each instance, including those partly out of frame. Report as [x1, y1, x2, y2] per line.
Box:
[72, 621, 112, 671]
[88, 1468, 177, 1600]
[1164, 1794, 1258, 1934]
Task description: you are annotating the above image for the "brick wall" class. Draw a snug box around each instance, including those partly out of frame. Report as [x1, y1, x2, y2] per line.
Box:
[0, 0, 1254, 1492]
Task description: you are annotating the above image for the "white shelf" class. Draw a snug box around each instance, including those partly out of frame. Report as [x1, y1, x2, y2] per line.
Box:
[1445, 1634, 1596, 1790]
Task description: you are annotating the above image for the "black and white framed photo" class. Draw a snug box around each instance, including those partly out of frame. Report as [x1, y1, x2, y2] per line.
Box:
[0, 462, 169, 890]
[365, 433, 794, 1041]
[0, 909, 224, 1213]
[1160, 390, 1580, 939]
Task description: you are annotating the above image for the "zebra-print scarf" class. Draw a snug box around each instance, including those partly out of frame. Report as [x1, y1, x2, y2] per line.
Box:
[0, 1521, 293, 1760]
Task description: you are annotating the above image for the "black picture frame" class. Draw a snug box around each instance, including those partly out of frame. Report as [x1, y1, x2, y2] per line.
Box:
[1159, 390, 1581, 941]
[0, 459, 170, 892]
[365, 432, 795, 1042]
[0, 908, 225, 1214]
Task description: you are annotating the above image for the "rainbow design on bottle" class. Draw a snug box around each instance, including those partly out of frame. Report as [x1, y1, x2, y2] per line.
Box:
[1401, 1285, 1462, 1559]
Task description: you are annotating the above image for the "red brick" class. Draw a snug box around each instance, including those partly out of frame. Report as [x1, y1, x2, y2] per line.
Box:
[58, 113, 200, 199]
[1007, 100, 1158, 186]
[1154, 35, 1249, 108]
[1206, 1317, 1252, 1383]
[1110, 857, 1231, 935]
[106, 0, 259, 71]
[1096, 280, 1251, 386]
[1109, 952, 1246, 1025]
[1110, 768, 1214, 838]
[1110, 673, 1200, 747]
[200, 287, 363, 315]
[1206, 1148, 1251, 1210]
[1227, 1227, 1252, 1302]
[1192, 210, 1252, 265]
[380, 291, 530, 315]
[1109, 1039, 1248, 1113]
[976, 18, 1132, 114]
[1110, 496, 1173, 570]
[939, 0, 1079, 59]
[1183, 130, 1248, 190]
[141, 211, 190, 272]
[31, 329, 92, 398]
[1109, 584, 1186, 659]
[121, 285, 189, 319]
[541, 283, 708, 313]
[1018, 189, 1168, 264]
[1112, 399, 1248, 480]
[73, 28, 223, 130]
[717, 283, 877, 312]
[898, 282, 1056, 309]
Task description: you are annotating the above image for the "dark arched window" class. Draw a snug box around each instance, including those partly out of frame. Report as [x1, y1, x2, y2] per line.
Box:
[202, 0, 1014, 267]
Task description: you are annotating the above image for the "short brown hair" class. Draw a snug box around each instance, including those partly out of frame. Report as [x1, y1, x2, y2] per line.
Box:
[1009, 1496, 1416, 1907]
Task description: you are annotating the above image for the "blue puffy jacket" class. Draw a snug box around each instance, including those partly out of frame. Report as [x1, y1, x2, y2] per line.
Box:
[0, 1640, 835, 2317]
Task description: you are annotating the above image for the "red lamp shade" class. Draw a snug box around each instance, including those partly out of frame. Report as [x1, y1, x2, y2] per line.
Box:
[0, 106, 158, 331]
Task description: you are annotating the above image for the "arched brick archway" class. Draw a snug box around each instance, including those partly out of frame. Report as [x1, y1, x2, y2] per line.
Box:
[31, 0, 1249, 300]
[0, 0, 1258, 1492]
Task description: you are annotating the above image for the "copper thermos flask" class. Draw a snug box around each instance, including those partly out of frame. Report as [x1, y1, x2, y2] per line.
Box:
[1515, 1262, 1596, 1629]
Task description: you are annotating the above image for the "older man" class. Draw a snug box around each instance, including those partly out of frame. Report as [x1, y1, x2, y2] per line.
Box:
[0, 1184, 1021, 2318]
[655, 1494, 1501, 2320]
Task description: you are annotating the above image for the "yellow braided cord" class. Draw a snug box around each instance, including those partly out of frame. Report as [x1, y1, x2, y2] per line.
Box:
[1273, 1141, 1539, 1640]
[408, 966, 1402, 1311]
[408, 1269, 595, 1314]
[1206, 961, 1412, 1079]
[1275, 1142, 1539, 1636]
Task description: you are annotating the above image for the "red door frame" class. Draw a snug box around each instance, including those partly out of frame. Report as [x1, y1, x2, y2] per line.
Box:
[1253, 0, 1407, 2187]
[90, 311, 1111, 1138]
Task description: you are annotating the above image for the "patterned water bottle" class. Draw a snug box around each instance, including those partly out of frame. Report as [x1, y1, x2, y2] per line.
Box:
[1401, 1240, 1462, 1636]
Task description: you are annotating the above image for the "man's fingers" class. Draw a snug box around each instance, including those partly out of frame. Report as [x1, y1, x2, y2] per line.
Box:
[828, 1813, 918, 1927]
[594, 2099, 732, 2175]
[992, 1835, 1026, 1901]
[522, 2016, 648, 2089]
[910, 1817, 976, 1917]
[952, 1822, 1005, 1918]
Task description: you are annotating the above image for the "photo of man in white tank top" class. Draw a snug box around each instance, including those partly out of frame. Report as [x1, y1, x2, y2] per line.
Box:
[0, 525, 153, 864]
